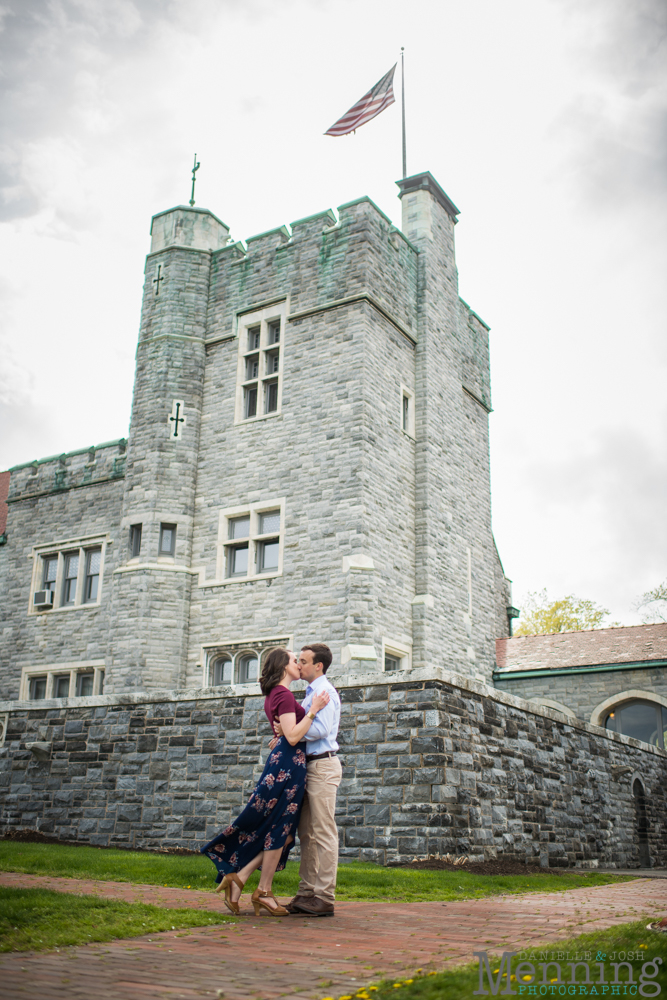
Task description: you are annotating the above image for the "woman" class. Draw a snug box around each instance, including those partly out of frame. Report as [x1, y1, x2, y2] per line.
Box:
[200, 647, 330, 917]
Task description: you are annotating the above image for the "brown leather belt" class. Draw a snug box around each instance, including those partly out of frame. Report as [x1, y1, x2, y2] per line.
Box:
[306, 750, 338, 762]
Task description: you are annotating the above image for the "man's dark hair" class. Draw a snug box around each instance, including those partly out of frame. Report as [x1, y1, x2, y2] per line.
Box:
[301, 643, 332, 674]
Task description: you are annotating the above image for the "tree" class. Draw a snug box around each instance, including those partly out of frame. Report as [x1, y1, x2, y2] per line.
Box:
[634, 581, 667, 624]
[513, 589, 619, 636]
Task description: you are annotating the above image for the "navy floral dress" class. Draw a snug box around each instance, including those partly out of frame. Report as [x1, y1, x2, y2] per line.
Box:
[201, 737, 307, 884]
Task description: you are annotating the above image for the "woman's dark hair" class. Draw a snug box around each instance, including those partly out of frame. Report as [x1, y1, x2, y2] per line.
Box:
[259, 647, 290, 696]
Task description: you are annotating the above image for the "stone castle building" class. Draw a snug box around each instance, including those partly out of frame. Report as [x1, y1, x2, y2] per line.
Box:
[0, 172, 664, 867]
[1, 171, 512, 701]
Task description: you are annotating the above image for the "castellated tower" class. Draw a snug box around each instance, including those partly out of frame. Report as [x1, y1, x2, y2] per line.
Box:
[104, 171, 510, 694]
[105, 208, 230, 693]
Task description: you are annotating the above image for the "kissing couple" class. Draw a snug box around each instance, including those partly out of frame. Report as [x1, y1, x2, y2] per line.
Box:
[201, 643, 342, 916]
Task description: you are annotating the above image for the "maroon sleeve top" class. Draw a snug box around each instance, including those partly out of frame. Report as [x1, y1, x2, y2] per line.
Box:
[264, 685, 306, 726]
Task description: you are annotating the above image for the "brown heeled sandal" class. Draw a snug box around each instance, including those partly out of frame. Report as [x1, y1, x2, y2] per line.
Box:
[217, 873, 245, 914]
[251, 889, 288, 917]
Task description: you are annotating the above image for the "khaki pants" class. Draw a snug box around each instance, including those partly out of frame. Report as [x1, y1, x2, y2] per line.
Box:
[297, 756, 342, 902]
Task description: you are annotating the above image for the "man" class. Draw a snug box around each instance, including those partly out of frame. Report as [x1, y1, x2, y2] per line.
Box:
[276, 642, 341, 916]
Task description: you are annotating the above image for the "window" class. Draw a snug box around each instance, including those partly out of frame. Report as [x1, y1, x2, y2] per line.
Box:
[62, 552, 79, 605]
[31, 536, 107, 613]
[53, 674, 71, 698]
[159, 523, 176, 556]
[238, 653, 258, 684]
[235, 303, 286, 423]
[218, 500, 284, 583]
[401, 386, 415, 437]
[21, 663, 105, 700]
[30, 676, 47, 700]
[43, 556, 58, 597]
[382, 638, 412, 673]
[211, 655, 232, 686]
[204, 637, 290, 688]
[84, 549, 101, 603]
[605, 700, 667, 749]
[130, 524, 142, 558]
[76, 673, 94, 697]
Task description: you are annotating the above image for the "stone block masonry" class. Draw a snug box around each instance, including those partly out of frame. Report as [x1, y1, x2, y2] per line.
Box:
[2, 672, 664, 870]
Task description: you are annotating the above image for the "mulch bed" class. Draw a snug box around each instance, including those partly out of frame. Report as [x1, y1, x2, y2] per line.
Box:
[402, 858, 564, 876]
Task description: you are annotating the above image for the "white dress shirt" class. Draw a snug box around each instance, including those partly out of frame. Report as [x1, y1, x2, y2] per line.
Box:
[301, 674, 340, 756]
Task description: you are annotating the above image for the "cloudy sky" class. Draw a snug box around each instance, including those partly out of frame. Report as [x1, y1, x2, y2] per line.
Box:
[1, 0, 665, 625]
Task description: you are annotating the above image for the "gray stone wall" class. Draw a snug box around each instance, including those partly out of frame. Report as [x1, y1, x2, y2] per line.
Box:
[2, 673, 665, 870]
[0, 442, 126, 701]
[496, 665, 667, 722]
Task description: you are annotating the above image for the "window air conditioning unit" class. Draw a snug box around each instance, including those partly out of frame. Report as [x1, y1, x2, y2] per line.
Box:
[33, 590, 54, 609]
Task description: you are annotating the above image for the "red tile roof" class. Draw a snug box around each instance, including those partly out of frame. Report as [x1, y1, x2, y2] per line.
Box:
[496, 622, 667, 672]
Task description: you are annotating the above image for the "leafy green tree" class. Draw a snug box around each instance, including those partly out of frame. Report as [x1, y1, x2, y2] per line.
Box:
[634, 581, 667, 624]
[513, 589, 619, 636]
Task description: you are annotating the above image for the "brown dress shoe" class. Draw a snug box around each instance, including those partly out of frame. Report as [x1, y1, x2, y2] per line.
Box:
[290, 896, 335, 916]
[285, 894, 313, 914]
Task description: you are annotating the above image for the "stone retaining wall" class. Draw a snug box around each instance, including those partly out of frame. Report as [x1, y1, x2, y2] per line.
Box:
[1, 672, 665, 869]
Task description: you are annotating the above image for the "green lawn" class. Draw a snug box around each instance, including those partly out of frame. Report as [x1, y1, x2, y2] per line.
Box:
[0, 886, 233, 952]
[343, 922, 667, 1000]
[0, 841, 632, 902]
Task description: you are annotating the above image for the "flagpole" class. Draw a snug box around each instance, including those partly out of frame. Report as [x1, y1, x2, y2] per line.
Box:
[401, 47, 407, 178]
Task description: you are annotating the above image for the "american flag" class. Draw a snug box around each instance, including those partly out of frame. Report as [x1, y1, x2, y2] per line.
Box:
[325, 65, 396, 137]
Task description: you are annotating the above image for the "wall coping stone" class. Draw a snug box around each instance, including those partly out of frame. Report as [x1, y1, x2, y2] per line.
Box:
[2, 665, 666, 759]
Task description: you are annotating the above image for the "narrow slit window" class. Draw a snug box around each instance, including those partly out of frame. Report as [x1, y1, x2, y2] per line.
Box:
[159, 523, 176, 556]
[62, 552, 79, 606]
[244, 385, 258, 419]
[84, 548, 101, 602]
[130, 524, 142, 558]
[43, 556, 58, 596]
[268, 321, 280, 344]
[265, 380, 278, 413]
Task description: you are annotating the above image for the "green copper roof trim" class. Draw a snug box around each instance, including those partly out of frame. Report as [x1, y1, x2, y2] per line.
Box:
[337, 196, 394, 227]
[9, 439, 128, 472]
[290, 208, 337, 228]
[494, 659, 667, 681]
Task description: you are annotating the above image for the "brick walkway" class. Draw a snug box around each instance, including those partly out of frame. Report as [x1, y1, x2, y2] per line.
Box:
[0, 874, 665, 1000]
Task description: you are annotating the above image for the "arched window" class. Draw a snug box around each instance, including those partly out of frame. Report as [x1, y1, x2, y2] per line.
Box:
[237, 652, 259, 684]
[605, 699, 667, 749]
[211, 655, 232, 686]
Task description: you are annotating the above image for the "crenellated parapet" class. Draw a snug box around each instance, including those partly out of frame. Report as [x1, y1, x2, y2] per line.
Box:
[8, 439, 127, 504]
[204, 196, 420, 345]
